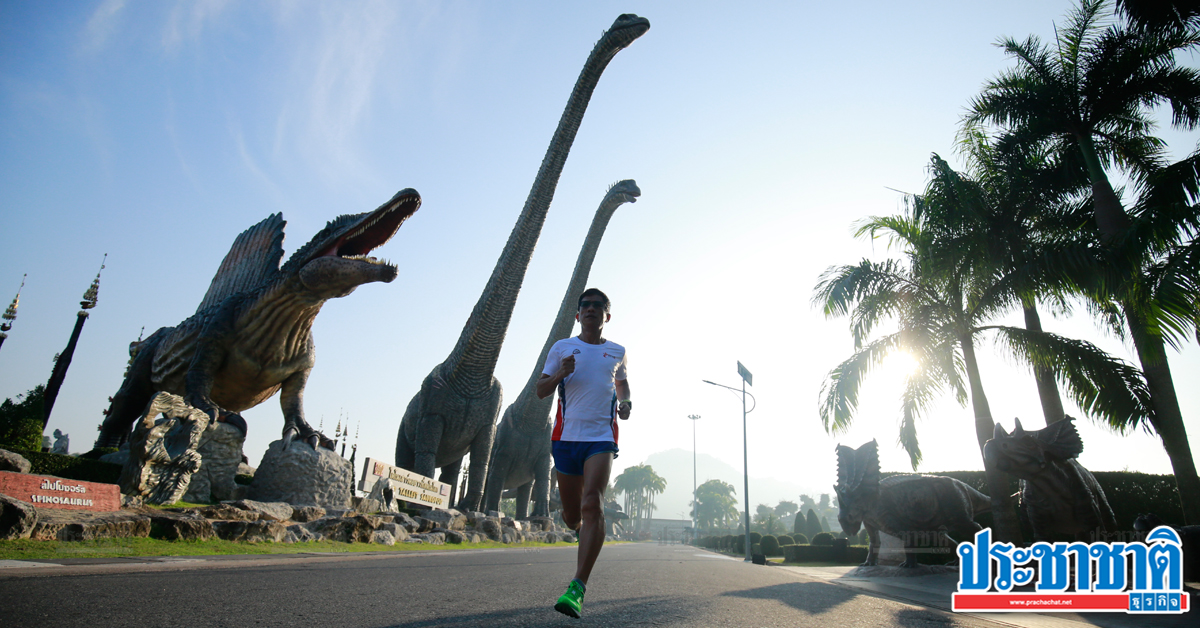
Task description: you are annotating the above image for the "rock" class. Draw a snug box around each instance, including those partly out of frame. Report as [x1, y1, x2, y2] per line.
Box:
[558, 531, 576, 543]
[237, 462, 256, 476]
[371, 530, 396, 546]
[286, 523, 321, 543]
[198, 503, 261, 521]
[350, 496, 385, 513]
[501, 531, 516, 544]
[465, 511, 489, 526]
[412, 516, 437, 533]
[478, 517, 502, 541]
[248, 439, 352, 509]
[538, 530, 558, 544]
[0, 449, 31, 474]
[305, 515, 384, 543]
[442, 529, 466, 544]
[418, 508, 467, 531]
[417, 531, 445, 544]
[486, 510, 501, 518]
[149, 512, 215, 541]
[183, 422, 245, 503]
[212, 520, 287, 542]
[289, 505, 326, 523]
[224, 499, 293, 522]
[99, 446, 129, 467]
[0, 494, 38, 539]
[118, 393, 210, 505]
[525, 516, 553, 532]
[120, 494, 144, 509]
[387, 512, 419, 533]
[403, 536, 425, 544]
[377, 522, 409, 542]
[31, 509, 151, 541]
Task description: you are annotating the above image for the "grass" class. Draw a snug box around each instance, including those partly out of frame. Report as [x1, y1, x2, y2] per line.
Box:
[0, 537, 576, 561]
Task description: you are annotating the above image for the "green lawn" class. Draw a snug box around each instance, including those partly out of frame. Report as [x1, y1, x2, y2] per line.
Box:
[0, 537, 576, 561]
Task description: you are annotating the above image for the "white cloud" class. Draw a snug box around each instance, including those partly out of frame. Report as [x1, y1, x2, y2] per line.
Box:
[162, 0, 232, 53]
[84, 0, 127, 52]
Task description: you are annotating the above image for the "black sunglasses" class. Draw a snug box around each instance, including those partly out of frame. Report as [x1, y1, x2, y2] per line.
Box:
[578, 300, 607, 310]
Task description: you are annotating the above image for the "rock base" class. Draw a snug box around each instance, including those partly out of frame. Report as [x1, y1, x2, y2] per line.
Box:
[248, 439, 351, 509]
[183, 422, 246, 503]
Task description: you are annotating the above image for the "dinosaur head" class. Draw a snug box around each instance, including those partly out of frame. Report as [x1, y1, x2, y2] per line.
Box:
[592, 14, 650, 62]
[984, 417, 1085, 479]
[284, 188, 421, 299]
[605, 179, 641, 205]
[833, 440, 881, 536]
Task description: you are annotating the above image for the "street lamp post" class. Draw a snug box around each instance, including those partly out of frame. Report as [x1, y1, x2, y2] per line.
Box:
[688, 414, 700, 537]
[703, 361, 755, 562]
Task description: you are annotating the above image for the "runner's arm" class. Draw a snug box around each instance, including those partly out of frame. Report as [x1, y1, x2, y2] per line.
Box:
[616, 379, 631, 419]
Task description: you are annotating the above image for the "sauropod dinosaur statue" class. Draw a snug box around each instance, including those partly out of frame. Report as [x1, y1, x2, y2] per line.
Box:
[395, 14, 650, 512]
[985, 416, 1117, 541]
[482, 180, 640, 518]
[94, 189, 421, 451]
[835, 440, 991, 567]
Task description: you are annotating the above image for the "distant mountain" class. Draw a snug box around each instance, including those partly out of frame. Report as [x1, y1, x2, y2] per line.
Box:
[623, 449, 825, 523]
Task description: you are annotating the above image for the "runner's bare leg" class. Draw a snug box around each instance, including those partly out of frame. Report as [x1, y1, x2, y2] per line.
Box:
[573, 452, 612, 584]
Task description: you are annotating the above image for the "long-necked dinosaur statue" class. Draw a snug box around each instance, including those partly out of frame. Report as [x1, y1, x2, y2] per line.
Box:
[395, 14, 649, 512]
[94, 189, 421, 452]
[482, 180, 640, 518]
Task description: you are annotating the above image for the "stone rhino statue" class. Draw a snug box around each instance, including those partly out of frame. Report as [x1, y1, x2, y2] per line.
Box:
[984, 417, 1116, 542]
[835, 440, 991, 567]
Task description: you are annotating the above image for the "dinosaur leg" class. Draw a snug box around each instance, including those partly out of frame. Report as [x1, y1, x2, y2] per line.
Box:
[95, 330, 167, 450]
[412, 414, 443, 479]
[460, 418, 496, 513]
[278, 367, 332, 449]
[482, 437, 508, 513]
[531, 449, 551, 518]
[864, 524, 880, 566]
[439, 459, 463, 507]
[515, 481, 533, 520]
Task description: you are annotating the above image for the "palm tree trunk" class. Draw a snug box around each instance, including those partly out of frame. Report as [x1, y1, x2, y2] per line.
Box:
[1022, 304, 1066, 424]
[961, 336, 1024, 544]
[1124, 306, 1200, 525]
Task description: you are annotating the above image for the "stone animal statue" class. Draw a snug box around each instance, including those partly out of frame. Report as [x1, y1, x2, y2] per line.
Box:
[482, 180, 640, 518]
[835, 440, 991, 568]
[394, 14, 650, 512]
[984, 417, 1117, 541]
[95, 190, 421, 451]
[1133, 513, 1200, 581]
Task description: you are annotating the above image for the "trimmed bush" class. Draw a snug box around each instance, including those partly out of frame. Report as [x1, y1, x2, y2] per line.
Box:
[12, 449, 122, 484]
[778, 534, 794, 546]
[761, 535, 780, 556]
[0, 386, 45, 452]
[812, 532, 835, 546]
[783, 543, 869, 564]
[792, 533, 809, 545]
[749, 531, 762, 545]
[857, 529, 869, 545]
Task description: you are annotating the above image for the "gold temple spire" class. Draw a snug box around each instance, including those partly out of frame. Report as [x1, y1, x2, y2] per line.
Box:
[81, 254, 106, 311]
[2, 274, 25, 333]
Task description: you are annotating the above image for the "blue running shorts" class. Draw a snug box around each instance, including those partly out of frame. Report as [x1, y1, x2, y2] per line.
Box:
[552, 440, 619, 476]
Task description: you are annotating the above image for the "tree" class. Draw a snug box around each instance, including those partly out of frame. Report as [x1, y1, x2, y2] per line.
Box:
[804, 509, 823, 541]
[614, 464, 666, 528]
[0, 385, 45, 451]
[774, 500, 798, 519]
[693, 479, 739, 532]
[966, 0, 1200, 522]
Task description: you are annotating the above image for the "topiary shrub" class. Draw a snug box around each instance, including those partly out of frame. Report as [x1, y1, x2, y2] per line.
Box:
[792, 533, 809, 545]
[14, 449, 121, 484]
[856, 529, 869, 545]
[722, 534, 734, 550]
[777, 534, 794, 546]
[749, 531, 762, 545]
[0, 386, 45, 452]
[812, 532, 835, 546]
[760, 535, 780, 556]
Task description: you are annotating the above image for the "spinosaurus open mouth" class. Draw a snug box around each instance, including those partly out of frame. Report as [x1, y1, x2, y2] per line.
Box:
[317, 188, 421, 266]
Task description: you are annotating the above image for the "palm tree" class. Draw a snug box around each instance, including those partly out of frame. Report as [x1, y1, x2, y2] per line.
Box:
[966, 0, 1200, 522]
[693, 479, 739, 532]
[613, 464, 666, 530]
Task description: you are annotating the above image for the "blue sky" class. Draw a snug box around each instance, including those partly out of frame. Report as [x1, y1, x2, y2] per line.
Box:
[2, 1, 1197, 505]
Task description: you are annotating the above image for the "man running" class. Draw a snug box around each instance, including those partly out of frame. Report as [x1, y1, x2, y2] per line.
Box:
[537, 288, 631, 619]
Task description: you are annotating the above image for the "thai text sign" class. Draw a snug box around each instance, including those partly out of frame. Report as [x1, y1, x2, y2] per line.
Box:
[0, 470, 121, 512]
[952, 527, 1189, 614]
[358, 457, 450, 509]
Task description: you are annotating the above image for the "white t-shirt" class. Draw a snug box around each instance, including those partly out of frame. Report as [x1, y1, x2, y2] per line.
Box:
[542, 336, 628, 442]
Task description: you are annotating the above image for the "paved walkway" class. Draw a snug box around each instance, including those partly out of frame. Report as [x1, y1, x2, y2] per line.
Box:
[781, 564, 1196, 628]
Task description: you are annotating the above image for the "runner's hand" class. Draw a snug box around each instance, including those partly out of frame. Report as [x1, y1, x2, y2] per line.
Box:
[618, 401, 631, 420]
[558, 354, 575, 379]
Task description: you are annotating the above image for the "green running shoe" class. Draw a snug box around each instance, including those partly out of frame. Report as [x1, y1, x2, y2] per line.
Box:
[554, 580, 585, 618]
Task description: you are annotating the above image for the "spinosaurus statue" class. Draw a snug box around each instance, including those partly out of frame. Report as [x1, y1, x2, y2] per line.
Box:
[482, 180, 640, 518]
[394, 14, 649, 512]
[94, 189, 421, 451]
[835, 440, 992, 568]
[985, 417, 1117, 541]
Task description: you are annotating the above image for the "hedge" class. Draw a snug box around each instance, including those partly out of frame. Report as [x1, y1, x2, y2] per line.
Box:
[10, 449, 122, 485]
[783, 543, 868, 564]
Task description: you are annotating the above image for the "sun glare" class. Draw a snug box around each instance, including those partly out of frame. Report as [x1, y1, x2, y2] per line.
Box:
[885, 350, 919, 380]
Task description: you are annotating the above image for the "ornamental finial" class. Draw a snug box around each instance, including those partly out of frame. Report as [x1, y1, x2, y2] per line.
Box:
[81, 254, 107, 310]
[1, 274, 25, 332]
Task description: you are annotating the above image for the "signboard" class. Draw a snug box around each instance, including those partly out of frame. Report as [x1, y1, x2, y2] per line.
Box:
[0, 470, 121, 512]
[358, 457, 451, 509]
[737, 361, 752, 386]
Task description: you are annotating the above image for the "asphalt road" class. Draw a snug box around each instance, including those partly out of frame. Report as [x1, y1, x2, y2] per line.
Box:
[0, 543, 1013, 628]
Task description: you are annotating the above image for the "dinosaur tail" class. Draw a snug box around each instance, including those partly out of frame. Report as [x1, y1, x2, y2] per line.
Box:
[965, 483, 992, 515]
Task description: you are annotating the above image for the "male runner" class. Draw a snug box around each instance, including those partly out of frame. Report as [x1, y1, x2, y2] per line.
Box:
[536, 288, 631, 619]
